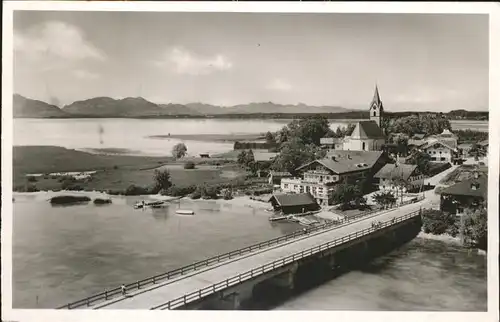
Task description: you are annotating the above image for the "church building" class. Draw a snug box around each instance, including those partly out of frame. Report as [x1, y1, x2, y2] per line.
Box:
[340, 86, 386, 151]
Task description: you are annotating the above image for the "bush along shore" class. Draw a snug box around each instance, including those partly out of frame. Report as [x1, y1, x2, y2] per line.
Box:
[421, 208, 487, 251]
[50, 195, 91, 205]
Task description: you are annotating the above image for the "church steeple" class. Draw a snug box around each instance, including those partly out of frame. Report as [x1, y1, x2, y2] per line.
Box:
[369, 85, 384, 127]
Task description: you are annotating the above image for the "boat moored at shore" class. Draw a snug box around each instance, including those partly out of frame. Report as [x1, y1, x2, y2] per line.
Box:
[176, 209, 195, 215]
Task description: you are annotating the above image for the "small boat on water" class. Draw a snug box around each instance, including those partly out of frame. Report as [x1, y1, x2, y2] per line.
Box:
[176, 209, 195, 215]
[134, 200, 165, 209]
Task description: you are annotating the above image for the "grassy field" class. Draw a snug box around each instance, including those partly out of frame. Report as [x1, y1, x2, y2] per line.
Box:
[13, 146, 247, 193]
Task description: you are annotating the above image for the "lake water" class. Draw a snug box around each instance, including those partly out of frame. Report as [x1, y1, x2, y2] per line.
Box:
[13, 118, 488, 157]
[12, 192, 300, 308]
[12, 192, 487, 311]
[275, 238, 487, 311]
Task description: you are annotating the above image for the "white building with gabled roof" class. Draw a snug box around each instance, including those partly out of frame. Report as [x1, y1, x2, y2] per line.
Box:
[322, 85, 387, 152]
[420, 138, 458, 163]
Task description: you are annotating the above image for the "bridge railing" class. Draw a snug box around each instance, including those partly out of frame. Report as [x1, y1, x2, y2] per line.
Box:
[58, 196, 423, 309]
[153, 209, 422, 310]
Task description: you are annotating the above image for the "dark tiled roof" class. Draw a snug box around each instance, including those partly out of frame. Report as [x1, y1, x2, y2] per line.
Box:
[408, 139, 426, 147]
[297, 150, 384, 174]
[374, 163, 418, 180]
[269, 193, 318, 207]
[421, 138, 458, 151]
[440, 174, 488, 198]
[351, 121, 385, 139]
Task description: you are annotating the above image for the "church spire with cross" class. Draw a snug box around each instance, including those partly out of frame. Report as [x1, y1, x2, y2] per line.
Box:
[369, 84, 384, 127]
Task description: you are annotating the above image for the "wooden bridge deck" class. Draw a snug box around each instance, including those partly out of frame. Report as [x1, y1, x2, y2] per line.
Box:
[89, 200, 425, 310]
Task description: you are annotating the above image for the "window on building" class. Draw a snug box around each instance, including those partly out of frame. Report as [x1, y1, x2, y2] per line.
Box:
[284, 184, 289, 188]
[362, 142, 366, 150]
[373, 111, 377, 117]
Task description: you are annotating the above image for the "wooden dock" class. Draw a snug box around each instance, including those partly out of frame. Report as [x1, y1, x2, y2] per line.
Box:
[269, 210, 321, 222]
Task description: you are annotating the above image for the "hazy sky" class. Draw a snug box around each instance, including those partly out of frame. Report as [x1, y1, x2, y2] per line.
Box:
[13, 11, 488, 111]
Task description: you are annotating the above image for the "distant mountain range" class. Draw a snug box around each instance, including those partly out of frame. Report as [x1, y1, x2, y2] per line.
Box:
[12, 94, 352, 118]
[13, 94, 68, 118]
[12, 94, 488, 119]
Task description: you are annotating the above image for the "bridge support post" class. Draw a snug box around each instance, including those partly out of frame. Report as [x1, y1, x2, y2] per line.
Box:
[328, 254, 336, 269]
[209, 292, 242, 310]
[268, 262, 298, 292]
[232, 293, 241, 310]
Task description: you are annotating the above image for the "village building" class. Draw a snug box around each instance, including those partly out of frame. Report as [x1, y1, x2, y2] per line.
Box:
[342, 120, 386, 151]
[320, 85, 386, 152]
[374, 163, 424, 193]
[268, 193, 320, 215]
[457, 143, 473, 158]
[319, 137, 344, 150]
[420, 138, 458, 163]
[408, 138, 427, 150]
[478, 139, 489, 152]
[412, 133, 426, 140]
[267, 171, 293, 185]
[427, 128, 458, 141]
[252, 151, 279, 178]
[280, 150, 386, 206]
[439, 171, 487, 216]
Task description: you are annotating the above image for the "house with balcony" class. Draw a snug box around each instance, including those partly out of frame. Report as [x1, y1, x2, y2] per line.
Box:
[439, 171, 487, 216]
[280, 150, 386, 206]
[420, 138, 458, 163]
[374, 163, 424, 193]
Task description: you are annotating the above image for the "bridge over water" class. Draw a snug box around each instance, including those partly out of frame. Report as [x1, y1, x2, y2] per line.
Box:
[59, 199, 426, 310]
